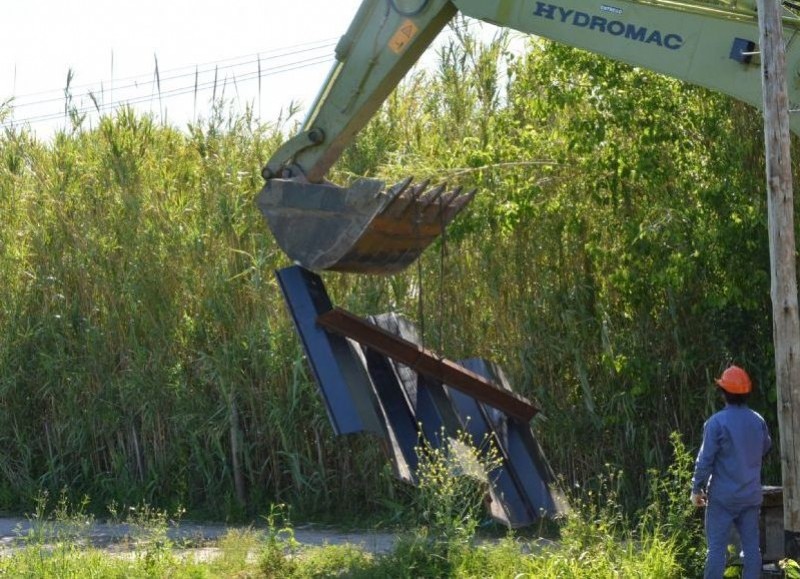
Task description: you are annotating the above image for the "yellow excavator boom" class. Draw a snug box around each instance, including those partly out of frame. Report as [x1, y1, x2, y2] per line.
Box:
[259, 0, 800, 274]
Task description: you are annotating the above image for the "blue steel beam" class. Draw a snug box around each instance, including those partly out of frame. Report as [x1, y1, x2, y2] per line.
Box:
[365, 314, 462, 470]
[275, 265, 383, 436]
[276, 267, 416, 481]
[361, 342, 419, 479]
[458, 358, 568, 519]
[447, 384, 537, 527]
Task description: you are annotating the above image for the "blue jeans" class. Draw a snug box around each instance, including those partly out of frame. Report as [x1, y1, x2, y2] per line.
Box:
[704, 501, 761, 579]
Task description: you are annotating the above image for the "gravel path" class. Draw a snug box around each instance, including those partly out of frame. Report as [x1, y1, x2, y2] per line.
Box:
[0, 517, 398, 555]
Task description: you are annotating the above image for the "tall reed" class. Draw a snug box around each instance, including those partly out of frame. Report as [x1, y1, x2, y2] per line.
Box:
[0, 31, 783, 519]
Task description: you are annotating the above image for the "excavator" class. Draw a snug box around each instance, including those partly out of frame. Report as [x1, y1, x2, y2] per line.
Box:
[258, 0, 800, 275]
[258, 0, 800, 527]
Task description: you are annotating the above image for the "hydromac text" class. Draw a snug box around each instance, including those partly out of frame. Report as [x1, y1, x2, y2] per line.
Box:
[533, 2, 684, 50]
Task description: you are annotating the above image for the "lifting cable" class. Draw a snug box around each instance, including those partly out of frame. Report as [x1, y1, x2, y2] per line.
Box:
[438, 194, 447, 354]
[415, 204, 425, 348]
[414, 189, 450, 354]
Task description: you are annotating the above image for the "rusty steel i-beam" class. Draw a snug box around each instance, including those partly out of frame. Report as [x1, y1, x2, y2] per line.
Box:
[316, 307, 539, 422]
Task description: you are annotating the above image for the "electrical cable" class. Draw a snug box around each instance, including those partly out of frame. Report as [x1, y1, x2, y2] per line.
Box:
[7, 41, 336, 111]
[6, 36, 339, 102]
[1, 17, 482, 130]
[7, 18, 477, 112]
[1, 53, 334, 128]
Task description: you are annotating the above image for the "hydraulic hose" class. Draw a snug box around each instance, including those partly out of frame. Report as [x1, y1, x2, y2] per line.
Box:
[388, 0, 430, 17]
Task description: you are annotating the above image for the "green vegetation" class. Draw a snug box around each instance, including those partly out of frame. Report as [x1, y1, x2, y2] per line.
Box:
[0, 432, 702, 577]
[0, 20, 784, 552]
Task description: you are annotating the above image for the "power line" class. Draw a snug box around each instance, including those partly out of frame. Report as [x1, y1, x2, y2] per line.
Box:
[5, 36, 339, 103]
[2, 53, 335, 128]
[5, 17, 482, 108]
[6, 41, 337, 111]
[1, 17, 487, 131]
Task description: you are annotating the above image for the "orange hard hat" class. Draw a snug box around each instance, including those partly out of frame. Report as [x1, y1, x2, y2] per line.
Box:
[716, 365, 752, 394]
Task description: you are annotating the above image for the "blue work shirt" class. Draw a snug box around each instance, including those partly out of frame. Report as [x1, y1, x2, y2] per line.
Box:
[692, 404, 771, 507]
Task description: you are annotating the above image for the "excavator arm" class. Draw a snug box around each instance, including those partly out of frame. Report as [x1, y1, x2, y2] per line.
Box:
[263, 0, 457, 183]
[258, 0, 472, 275]
[459, 0, 800, 132]
[259, 0, 800, 274]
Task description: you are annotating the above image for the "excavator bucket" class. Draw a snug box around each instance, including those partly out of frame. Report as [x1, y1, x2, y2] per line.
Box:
[257, 177, 476, 274]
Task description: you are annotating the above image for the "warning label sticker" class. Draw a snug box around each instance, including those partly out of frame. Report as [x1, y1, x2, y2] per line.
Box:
[389, 19, 419, 54]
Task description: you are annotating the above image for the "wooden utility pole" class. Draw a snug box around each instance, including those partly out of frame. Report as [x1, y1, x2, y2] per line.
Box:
[757, 0, 800, 556]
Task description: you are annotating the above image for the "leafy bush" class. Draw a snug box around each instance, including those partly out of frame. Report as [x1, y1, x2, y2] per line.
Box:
[258, 503, 299, 578]
[386, 430, 499, 577]
[639, 431, 706, 575]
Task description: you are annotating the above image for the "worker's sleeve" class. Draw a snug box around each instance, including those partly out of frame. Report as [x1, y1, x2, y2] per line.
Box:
[692, 419, 719, 494]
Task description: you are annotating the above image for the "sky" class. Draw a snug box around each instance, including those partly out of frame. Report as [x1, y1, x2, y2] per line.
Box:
[0, 0, 369, 138]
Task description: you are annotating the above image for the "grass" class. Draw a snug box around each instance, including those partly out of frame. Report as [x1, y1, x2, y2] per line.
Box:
[0, 434, 701, 578]
[0, 497, 686, 578]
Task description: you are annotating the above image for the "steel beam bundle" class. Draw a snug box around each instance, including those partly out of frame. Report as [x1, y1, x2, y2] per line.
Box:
[275, 265, 567, 526]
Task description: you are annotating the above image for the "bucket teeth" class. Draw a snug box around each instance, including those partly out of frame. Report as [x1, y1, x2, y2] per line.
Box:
[435, 186, 463, 219]
[443, 188, 476, 221]
[385, 179, 427, 219]
[258, 176, 476, 274]
[385, 176, 414, 200]
[418, 183, 447, 207]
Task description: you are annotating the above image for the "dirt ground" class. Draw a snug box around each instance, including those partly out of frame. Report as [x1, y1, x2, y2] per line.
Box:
[0, 516, 398, 556]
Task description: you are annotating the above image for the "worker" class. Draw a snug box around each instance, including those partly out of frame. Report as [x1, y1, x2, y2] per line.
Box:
[690, 365, 772, 579]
